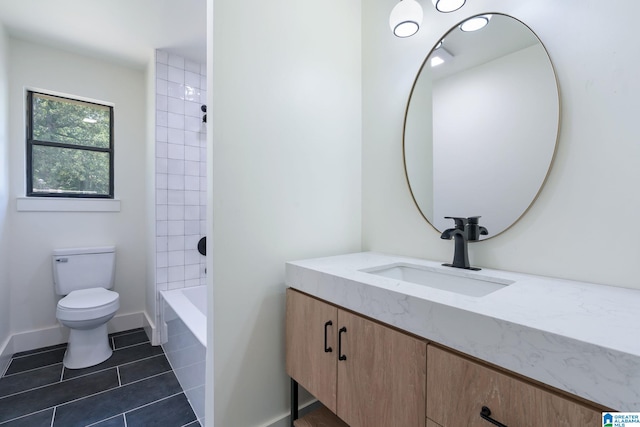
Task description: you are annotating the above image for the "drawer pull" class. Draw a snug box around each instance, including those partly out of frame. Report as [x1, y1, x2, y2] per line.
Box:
[338, 327, 347, 361]
[480, 406, 508, 427]
[324, 321, 333, 353]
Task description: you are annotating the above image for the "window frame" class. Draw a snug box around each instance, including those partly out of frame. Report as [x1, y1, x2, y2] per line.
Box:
[26, 90, 115, 199]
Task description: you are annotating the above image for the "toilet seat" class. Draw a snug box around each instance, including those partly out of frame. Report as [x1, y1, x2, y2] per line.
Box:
[57, 288, 119, 322]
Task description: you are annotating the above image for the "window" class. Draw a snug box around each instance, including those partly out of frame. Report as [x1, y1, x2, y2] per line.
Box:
[26, 91, 114, 198]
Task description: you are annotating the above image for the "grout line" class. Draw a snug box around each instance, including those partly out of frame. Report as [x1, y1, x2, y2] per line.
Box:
[60, 365, 65, 382]
[122, 391, 185, 417]
[11, 345, 67, 360]
[116, 366, 122, 387]
[50, 406, 56, 427]
[2, 362, 63, 379]
[85, 414, 124, 427]
[124, 413, 128, 427]
[0, 407, 55, 426]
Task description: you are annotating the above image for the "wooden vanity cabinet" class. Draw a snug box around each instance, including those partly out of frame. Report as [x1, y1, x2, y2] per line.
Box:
[286, 289, 427, 427]
[426, 345, 602, 427]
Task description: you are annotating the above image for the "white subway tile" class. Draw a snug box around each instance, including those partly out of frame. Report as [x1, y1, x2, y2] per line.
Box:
[156, 158, 168, 174]
[200, 191, 207, 205]
[156, 173, 168, 190]
[157, 78, 168, 95]
[185, 279, 200, 288]
[168, 54, 184, 69]
[185, 264, 200, 280]
[168, 97, 185, 115]
[185, 146, 199, 162]
[185, 101, 201, 118]
[199, 177, 207, 191]
[156, 188, 168, 204]
[157, 268, 168, 284]
[168, 113, 185, 130]
[185, 250, 201, 265]
[168, 205, 185, 220]
[185, 205, 200, 220]
[200, 63, 207, 77]
[168, 144, 185, 161]
[185, 71, 200, 89]
[200, 76, 207, 92]
[156, 203, 168, 220]
[167, 128, 185, 145]
[200, 89, 207, 104]
[186, 234, 200, 247]
[157, 236, 168, 252]
[185, 60, 200, 73]
[185, 220, 200, 235]
[156, 50, 169, 64]
[199, 162, 207, 178]
[168, 174, 185, 190]
[157, 221, 168, 237]
[168, 279, 185, 290]
[157, 252, 168, 268]
[168, 66, 185, 84]
[185, 116, 201, 132]
[185, 176, 199, 191]
[168, 82, 185, 100]
[168, 266, 185, 283]
[168, 220, 185, 236]
[199, 206, 206, 219]
[185, 191, 200, 206]
[185, 131, 199, 147]
[168, 251, 184, 267]
[157, 63, 168, 79]
[168, 191, 185, 206]
[200, 220, 206, 234]
[156, 142, 168, 159]
[157, 281, 168, 291]
[168, 159, 185, 175]
[185, 86, 200, 102]
[157, 111, 168, 127]
[185, 161, 200, 176]
[156, 126, 168, 143]
[168, 236, 185, 251]
[156, 95, 168, 111]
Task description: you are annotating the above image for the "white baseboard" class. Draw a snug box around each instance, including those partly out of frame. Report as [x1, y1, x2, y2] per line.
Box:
[0, 336, 12, 376]
[143, 311, 162, 346]
[7, 312, 146, 355]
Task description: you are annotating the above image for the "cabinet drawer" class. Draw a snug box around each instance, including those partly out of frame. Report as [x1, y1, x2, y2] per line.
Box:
[427, 345, 601, 427]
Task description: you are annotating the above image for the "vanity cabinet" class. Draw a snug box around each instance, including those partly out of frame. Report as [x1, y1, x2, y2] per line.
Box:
[286, 289, 426, 427]
[426, 345, 602, 427]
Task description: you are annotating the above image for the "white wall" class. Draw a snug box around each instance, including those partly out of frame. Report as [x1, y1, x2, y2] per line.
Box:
[0, 24, 11, 364]
[7, 38, 148, 341]
[210, 0, 362, 424]
[145, 52, 157, 340]
[362, 0, 640, 289]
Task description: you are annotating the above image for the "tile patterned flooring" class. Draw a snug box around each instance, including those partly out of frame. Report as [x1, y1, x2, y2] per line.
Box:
[0, 329, 200, 427]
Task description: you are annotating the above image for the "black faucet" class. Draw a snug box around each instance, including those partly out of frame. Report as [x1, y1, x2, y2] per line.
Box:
[440, 216, 488, 271]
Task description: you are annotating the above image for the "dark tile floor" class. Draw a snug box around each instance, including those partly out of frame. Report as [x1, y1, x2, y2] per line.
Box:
[0, 328, 200, 427]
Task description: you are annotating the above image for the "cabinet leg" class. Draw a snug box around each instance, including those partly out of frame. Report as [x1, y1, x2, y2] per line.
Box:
[291, 378, 299, 426]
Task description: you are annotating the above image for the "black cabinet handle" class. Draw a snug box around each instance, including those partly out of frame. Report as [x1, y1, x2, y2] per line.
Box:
[338, 327, 347, 361]
[324, 321, 333, 353]
[480, 406, 508, 427]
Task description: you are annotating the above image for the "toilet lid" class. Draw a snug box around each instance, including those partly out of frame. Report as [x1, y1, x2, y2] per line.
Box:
[58, 288, 119, 310]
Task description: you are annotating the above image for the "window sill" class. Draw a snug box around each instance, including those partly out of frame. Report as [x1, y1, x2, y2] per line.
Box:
[16, 197, 121, 212]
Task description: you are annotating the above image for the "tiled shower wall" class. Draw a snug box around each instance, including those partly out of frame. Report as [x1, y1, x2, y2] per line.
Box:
[155, 50, 207, 292]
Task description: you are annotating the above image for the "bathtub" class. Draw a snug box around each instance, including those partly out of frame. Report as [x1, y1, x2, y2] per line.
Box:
[161, 286, 207, 424]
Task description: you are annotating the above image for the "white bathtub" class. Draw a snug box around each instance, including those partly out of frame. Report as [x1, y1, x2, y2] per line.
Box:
[161, 286, 207, 424]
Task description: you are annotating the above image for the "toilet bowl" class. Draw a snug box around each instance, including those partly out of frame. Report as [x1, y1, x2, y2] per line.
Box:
[56, 288, 120, 369]
[52, 246, 119, 369]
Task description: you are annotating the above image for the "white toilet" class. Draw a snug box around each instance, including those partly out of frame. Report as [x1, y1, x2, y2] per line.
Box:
[52, 246, 120, 369]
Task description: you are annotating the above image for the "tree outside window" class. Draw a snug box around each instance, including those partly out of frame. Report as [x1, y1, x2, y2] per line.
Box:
[27, 91, 114, 198]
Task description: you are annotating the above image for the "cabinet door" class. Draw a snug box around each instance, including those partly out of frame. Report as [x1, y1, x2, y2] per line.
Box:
[337, 309, 426, 427]
[286, 289, 338, 413]
[427, 345, 602, 427]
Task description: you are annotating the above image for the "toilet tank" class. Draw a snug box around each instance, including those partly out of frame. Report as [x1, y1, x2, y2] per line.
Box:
[52, 246, 116, 295]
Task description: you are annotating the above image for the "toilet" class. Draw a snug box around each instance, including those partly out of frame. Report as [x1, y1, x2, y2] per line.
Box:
[52, 246, 119, 369]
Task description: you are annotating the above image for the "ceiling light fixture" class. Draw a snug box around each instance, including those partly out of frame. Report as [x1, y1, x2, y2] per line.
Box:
[460, 14, 492, 32]
[389, 0, 423, 38]
[431, 0, 466, 13]
[430, 46, 453, 67]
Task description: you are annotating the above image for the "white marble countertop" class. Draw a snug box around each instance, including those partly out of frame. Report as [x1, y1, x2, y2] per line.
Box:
[285, 252, 640, 411]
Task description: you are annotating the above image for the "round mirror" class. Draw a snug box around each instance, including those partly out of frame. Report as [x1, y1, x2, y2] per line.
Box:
[403, 13, 559, 239]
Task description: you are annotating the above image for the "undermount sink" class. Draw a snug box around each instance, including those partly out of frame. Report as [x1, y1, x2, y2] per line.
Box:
[361, 263, 514, 297]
